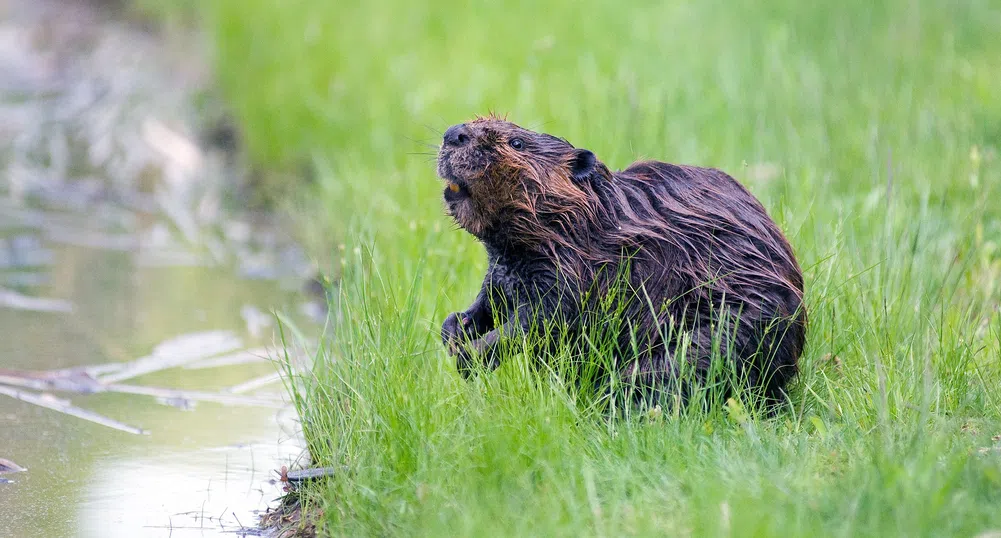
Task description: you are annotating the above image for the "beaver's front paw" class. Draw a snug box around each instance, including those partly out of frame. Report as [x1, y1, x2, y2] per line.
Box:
[441, 312, 474, 352]
[454, 337, 498, 379]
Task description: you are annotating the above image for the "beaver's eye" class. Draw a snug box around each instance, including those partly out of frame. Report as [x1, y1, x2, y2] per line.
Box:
[509, 138, 524, 150]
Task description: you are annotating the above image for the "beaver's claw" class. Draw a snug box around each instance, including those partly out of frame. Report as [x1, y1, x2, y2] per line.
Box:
[442, 312, 498, 378]
[441, 311, 474, 351]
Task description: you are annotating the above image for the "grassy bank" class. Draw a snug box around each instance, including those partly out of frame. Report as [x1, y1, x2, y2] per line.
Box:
[189, 0, 1000, 535]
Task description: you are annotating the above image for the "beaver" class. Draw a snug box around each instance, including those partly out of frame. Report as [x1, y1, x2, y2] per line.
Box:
[437, 115, 806, 408]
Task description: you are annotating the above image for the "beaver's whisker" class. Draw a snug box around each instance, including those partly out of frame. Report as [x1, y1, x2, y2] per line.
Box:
[421, 122, 444, 136]
[403, 135, 442, 150]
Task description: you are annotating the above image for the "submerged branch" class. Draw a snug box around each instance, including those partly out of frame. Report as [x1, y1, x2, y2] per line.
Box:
[0, 369, 105, 393]
[228, 372, 284, 394]
[103, 383, 285, 407]
[0, 287, 73, 313]
[183, 347, 273, 370]
[0, 384, 147, 435]
[98, 331, 243, 384]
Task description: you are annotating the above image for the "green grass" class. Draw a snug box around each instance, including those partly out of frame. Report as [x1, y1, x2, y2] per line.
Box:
[189, 0, 1001, 535]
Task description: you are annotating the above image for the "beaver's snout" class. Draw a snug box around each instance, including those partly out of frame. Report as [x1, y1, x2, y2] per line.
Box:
[436, 122, 487, 186]
[443, 124, 472, 147]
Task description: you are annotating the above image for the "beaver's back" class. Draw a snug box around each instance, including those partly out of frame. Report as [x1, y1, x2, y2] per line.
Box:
[591, 160, 806, 401]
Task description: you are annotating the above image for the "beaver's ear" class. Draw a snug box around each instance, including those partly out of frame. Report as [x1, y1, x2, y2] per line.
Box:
[570, 149, 596, 182]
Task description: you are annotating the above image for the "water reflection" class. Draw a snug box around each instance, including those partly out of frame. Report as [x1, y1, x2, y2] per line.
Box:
[78, 440, 302, 537]
[0, 221, 313, 537]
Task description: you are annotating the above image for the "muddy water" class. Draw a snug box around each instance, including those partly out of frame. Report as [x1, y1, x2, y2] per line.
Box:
[0, 1, 322, 536]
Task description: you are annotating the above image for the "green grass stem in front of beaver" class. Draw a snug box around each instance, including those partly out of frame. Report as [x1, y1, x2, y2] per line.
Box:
[158, 0, 1001, 535]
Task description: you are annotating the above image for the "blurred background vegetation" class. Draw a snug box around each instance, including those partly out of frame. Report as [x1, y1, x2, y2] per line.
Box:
[131, 0, 1000, 253]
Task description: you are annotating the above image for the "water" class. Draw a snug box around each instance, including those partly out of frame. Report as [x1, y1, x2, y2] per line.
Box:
[0, 2, 321, 536]
[0, 209, 315, 537]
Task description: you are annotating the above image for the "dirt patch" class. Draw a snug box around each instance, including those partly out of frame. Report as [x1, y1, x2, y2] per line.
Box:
[259, 493, 321, 538]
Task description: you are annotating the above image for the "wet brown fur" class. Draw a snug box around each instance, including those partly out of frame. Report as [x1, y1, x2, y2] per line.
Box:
[438, 115, 806, 406]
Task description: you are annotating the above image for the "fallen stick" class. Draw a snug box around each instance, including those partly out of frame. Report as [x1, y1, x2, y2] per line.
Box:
[74, 362, 126, 377]
[0, 458, 26, 475]
[0, 374, 50, 391]
[0, 287, 73, 313]
[182, 347, 273, 370]
[0, 385, 146, 435]
[0, 369, 283, 405]
[0, 369, 105, 394]
[98, 331, 243, 384]
[103, 383, 284, 407]
[227, 372, 284, 394]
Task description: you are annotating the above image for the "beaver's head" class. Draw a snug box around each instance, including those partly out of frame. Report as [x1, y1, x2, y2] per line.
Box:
[436, 117, 604, 246]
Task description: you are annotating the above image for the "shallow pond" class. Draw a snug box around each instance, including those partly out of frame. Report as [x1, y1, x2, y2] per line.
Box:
[0, 2, 322, 535]
[0, 202, 317, 537]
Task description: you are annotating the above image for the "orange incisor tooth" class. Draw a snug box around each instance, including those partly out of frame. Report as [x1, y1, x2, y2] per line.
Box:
[448, 183, 460, 193]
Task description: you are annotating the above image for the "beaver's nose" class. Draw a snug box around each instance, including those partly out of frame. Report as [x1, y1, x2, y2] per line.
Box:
[443, 124, 471, 147]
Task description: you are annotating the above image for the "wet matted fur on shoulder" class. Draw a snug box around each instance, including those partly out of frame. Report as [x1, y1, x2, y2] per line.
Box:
[437, 115, 806, 409]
